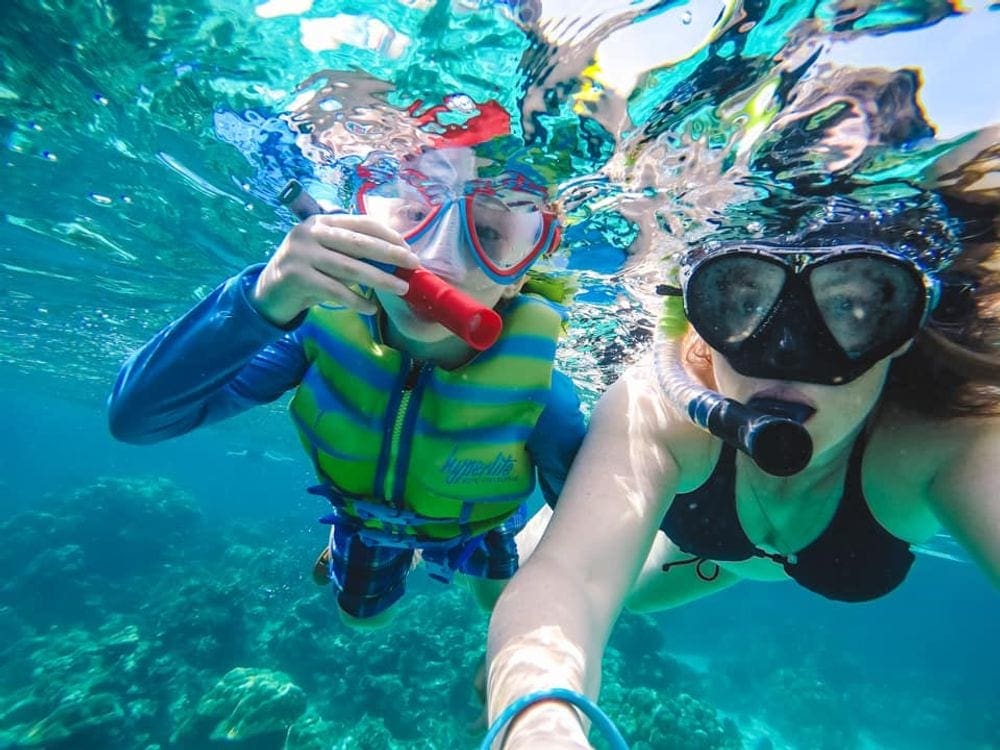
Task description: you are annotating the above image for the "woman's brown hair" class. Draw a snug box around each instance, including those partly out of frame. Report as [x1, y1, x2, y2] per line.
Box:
[885, 196, 1000, 418]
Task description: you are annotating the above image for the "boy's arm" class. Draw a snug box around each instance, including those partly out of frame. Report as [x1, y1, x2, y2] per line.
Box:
[527, 370, 587, 505]
[108, 265, 309, 444]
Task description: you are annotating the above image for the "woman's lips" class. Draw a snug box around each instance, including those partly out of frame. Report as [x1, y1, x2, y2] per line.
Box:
[749, 386, 818, 422]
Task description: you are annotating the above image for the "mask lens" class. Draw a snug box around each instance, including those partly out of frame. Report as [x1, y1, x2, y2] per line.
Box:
[468, 188, 548, 274]
[687, 255, 786, 346]
[358, 179, 438, 237]
[810, 256, 924, 358]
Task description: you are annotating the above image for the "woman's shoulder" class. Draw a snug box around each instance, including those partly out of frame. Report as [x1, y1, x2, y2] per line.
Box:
[593, 360, 720, 490]
[864, 404, 997, 542]
[869, 404, 996, 465]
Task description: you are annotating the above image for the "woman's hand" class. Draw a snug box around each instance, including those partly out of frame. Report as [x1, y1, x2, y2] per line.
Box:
[252, 213, 421, 326]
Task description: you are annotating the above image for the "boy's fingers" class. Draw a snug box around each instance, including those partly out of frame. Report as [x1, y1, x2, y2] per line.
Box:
[309, 251, 409, 296]
[312, 224, 421, 269]
[312, 215, 416, 250]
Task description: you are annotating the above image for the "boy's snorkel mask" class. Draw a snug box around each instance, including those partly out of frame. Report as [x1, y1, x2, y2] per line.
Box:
[653, 201, 965, 476]
[383, 95, 562, 285]
[355, 162, 561, 285]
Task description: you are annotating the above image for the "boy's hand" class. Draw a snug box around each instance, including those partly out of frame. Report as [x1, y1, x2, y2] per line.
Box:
[251, 213, 421, 326]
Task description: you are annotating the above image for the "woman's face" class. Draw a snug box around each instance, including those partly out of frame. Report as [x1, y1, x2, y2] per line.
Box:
[710, 346, 894, 457]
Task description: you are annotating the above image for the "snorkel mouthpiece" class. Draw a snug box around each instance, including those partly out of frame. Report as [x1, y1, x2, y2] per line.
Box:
[741, 397, 814, 476]
[279, 180, 503, 351]
[687, 393, 813, 477]
[401, 268, 503, 350]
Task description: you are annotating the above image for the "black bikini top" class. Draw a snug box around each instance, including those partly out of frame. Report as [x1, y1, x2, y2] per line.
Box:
[659, 431, 915, 602]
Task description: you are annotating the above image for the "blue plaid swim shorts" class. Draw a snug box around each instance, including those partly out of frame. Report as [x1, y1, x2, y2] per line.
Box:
[325, 505, 528, 619]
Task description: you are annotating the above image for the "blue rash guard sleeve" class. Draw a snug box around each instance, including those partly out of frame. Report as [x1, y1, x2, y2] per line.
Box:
[526, 369, 587, 507]
[108, 264, 308, 444]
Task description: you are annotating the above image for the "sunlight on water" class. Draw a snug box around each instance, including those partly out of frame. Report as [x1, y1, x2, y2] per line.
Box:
[2, 0, 997, 399]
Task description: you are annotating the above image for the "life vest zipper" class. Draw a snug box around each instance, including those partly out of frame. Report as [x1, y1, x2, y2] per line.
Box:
[383, 358, 424, 506]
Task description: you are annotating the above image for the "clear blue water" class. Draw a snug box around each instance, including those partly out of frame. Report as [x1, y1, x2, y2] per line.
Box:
[2, 1, 999, 748]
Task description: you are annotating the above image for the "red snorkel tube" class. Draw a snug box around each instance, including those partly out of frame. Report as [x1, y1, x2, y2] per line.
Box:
[279, 179, 502, 350]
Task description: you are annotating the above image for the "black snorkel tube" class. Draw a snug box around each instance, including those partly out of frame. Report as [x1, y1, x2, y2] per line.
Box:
[653, 291, 813, 477]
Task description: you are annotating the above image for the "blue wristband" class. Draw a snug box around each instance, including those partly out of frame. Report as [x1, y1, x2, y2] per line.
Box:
[480, 688, 629, 750]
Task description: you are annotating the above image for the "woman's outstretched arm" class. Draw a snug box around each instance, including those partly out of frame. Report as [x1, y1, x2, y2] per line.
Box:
[486, 365, 681, 749]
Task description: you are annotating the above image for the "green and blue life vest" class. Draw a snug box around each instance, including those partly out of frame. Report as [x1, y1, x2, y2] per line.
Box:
[289, 294, 565, 541]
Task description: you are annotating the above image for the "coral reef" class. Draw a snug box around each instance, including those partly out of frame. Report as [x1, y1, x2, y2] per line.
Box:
[4, 474, 994, 750]
[283, 712, 337, 750]
[600, 616, 742, 750]
[178, 667, 308, 743]
[605, 689, 743, 750]
[0, 476, 498, 749]
[707, 627, 863, 750]
[0, 620, 157, 748]
[143, 577, 250, 672]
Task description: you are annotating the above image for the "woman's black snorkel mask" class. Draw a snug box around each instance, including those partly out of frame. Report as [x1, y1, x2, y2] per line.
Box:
[677, 242, 940, 385]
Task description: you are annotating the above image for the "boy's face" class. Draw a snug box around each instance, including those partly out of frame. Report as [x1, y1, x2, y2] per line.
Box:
[370, 146, 544, 345]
